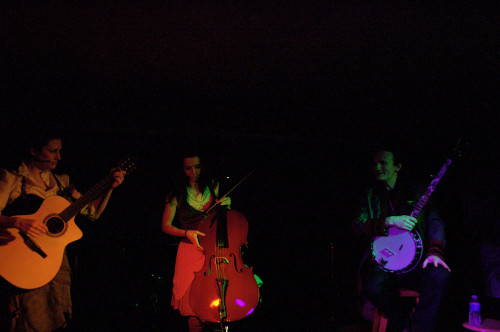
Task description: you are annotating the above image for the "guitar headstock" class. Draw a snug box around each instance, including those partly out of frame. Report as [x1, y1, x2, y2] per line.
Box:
[116, 157, 137, 174]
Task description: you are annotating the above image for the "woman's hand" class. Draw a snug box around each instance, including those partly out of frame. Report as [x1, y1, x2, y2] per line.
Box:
[217, 197, 231, 209]
[385, 215, 417, 231]
[0, 229, 15, 245]
[110, 168, 126, 189]
[186, 229, 206, 252]
[14, 217, 48, 238]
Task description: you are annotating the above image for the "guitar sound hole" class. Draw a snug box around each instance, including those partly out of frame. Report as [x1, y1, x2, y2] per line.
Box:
[46, 217, 65, 235]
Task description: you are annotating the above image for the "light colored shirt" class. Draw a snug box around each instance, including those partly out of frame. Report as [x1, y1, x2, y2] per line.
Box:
[186, 185, 212, 211]
[0, 162, 96, 218]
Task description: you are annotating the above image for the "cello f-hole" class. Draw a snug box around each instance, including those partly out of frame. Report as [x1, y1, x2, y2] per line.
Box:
[230, 253, 243, 273]
[204, 255, 215, 276]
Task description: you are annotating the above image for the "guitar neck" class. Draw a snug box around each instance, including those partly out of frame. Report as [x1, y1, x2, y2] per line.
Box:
[58, 174, 114, 222]
[410, 158, 452, 218]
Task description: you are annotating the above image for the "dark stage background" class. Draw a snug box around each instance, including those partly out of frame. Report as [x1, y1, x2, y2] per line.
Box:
[1, 1, 498, 331]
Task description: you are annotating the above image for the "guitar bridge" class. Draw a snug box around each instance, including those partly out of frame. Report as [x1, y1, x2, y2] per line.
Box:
[19, 232, 47, 258]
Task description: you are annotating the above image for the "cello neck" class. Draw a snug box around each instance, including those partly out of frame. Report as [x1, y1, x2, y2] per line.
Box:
[216, 207, 229, 249]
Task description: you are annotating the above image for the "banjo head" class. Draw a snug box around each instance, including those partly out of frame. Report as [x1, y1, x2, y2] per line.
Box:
[371, 228, 423, 273]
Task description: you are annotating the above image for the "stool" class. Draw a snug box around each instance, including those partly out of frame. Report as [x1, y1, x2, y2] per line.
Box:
[372, 288, 420, 332]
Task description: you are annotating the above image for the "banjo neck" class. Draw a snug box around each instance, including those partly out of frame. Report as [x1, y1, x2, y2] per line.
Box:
[410, 157, 453, 219]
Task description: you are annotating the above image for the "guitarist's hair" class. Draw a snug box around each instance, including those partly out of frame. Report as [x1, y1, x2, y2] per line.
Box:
[22, 127, 63, 160]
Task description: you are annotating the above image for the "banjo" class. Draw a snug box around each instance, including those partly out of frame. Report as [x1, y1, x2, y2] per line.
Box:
[371, 141, 463, 273]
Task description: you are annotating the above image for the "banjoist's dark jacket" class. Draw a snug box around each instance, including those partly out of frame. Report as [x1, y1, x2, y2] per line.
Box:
[353, 180, 445, 263]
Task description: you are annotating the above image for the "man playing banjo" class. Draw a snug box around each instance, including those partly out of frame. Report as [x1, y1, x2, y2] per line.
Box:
[353, 147, 451, 332]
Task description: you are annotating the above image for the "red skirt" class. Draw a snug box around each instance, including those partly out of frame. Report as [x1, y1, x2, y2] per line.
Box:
[171, 241, 205, 316]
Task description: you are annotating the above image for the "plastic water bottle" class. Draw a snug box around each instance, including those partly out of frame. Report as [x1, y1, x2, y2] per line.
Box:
[469, 295, 482, 326]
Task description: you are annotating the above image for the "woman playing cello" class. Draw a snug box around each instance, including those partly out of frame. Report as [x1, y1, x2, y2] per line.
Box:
[162, 153, 231, 331]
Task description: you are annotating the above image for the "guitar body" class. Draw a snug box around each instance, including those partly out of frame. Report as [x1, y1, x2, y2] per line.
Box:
[371, 227, 423, 273]
[0, 195, 83, 289]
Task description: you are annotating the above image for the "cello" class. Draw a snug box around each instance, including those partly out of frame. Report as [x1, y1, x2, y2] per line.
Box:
[189, 173, 260, 329]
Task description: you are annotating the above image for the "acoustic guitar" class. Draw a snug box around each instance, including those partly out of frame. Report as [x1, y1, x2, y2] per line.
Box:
[0, 158, 135, 289]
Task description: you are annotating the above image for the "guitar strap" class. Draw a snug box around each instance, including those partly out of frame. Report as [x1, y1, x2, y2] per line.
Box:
[51, 172, 73, 200]
[3, 173, 72, 217]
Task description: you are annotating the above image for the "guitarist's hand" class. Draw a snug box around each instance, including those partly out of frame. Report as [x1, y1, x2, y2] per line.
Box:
[186, 230, 206, 252]
[13, 217, 48, 238]
[0, 229, 15, 245]
[385, 215, 417, 231]
[423, 255, 451, 272]
[110, 169, 126, 189]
